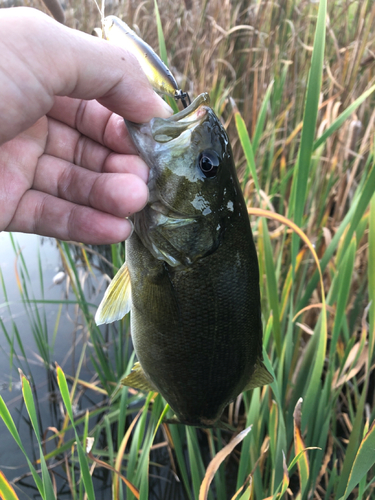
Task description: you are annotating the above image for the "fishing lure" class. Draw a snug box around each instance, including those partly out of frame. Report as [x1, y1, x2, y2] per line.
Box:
[98, 15, 190, 108]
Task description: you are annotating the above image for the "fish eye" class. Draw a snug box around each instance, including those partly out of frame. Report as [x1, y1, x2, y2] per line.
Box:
[198, 150, 220, 178]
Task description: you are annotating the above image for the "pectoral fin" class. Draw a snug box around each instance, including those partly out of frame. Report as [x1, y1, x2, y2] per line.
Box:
[121, 362, 157, 392]
[244, 358, 274, 391]
[95, 262, 131, 325]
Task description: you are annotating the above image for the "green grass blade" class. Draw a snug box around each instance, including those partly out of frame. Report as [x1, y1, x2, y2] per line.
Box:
[235, 110, 261, 193]
[0, 471, 19, 500]
[369, 192, 375, 351]
[252, 80, 274, 155]
[76, 438, 95, 500]
[56, 365, 96, 500]
[262, 219, 281, 357]
[125, 392, 153, 495]
[0, 396, 27, 453]
[137, 396, 166, 499]
[273, 407, 288, 491]
[153, 0, 178, 113]
[269, 400, 278, 485]
[21, 375, 41, 439]
[329, 238, 356, 359]
[337, 421, 375, 500]
[153, 0, 167, 65]
[313, 84, 375, 151]
[167, 424, 193, 500]
[117, 387, 129, 449]
[186, 427, 206, 499]
[21, 374, 56, 500]
[300, 317, 327, 430]
[0, 395, 44, 494]
[110, 243, 122, 272]
[290, 0, 327, 248]
[335, 381, 368, 497]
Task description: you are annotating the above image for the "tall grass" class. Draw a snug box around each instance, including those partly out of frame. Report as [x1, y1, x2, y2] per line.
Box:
[1, 0, 375, 498]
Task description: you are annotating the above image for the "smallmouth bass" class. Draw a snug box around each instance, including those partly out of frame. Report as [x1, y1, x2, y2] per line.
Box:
[96, 93, 273, 427]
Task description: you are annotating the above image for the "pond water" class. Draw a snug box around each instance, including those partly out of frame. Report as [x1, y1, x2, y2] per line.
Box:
[0, 232, 114, 499]
[0, 232, 62, 370]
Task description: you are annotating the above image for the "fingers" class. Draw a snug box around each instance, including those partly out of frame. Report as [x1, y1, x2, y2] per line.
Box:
[46, 106, 139, 157]
[6, 190, 133, 244]
[44, 116, 149, 180]
[0, 7, 172, 145]
[33, 154, 148, 217]
[1, 126, 148, 242]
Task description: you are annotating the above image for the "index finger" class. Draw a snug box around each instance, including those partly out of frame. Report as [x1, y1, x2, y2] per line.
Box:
[47, 97, 139, 154]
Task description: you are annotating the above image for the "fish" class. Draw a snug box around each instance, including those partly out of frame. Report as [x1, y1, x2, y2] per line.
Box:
[95, 93, 273, 427]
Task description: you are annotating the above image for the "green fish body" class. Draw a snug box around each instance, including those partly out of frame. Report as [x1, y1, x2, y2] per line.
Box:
[96, 94, 272, 427]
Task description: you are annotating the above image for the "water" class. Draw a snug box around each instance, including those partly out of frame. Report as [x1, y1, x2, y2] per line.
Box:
[0, 233, 62, 369]
[0, 233, 58, 496]
[0, 232, 112, 499]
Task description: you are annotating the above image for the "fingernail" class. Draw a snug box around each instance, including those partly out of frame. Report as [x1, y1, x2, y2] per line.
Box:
[126, 218, 134, 239]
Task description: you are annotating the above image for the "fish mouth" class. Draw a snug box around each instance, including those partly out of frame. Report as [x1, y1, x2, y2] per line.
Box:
[167, 92, 210, 122]
[150, 93, 209, 143]
[125, 93, 210, 150]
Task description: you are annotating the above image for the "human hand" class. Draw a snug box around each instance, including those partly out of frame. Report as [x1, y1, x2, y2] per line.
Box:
[0, 7, 172, 244]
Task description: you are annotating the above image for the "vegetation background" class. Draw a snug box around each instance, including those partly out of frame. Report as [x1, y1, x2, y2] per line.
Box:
[0, 0, 375, 499]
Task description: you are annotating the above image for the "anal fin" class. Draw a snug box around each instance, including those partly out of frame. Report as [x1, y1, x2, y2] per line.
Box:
[121, 362, 157, 393]
[243, 358, 274, 391]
